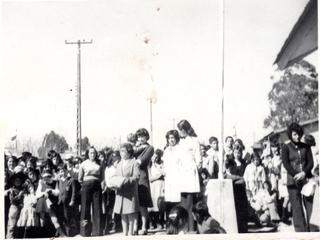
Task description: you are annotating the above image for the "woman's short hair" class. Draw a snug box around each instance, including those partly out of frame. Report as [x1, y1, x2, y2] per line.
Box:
[88, 146, 99, 160]
[136, 128, 150, 141]
[233, 145, 243, 153]
[234, 138, 245, 150]
[120, 143, 134, 158]
[51, 152, 63, 165]
[165, 130, 180, 145]
[192, 201, 211, 224]
[98, 151, 106, 159]
[225, 136, 234, 143]
[107, 150, 121, 166]
[167, 206, 189, 235]
[177, 119, 197, 137]
[287, 122, 304, 140]
[6, 155, 18, 166]
[209, 136, 218, 144]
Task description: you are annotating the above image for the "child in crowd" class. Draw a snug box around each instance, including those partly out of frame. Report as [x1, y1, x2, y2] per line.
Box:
[268, 143, 281, 191]
[192, 201, 226, 234]
[199, 168, 210, 202]
[104, 151, 121, 234]
[200, 144, 219, 179]
[5, 172, 26, 238]
[167, 206, 189, 235]
[148, 149, 165, 230]
[250, 181, 279, 225]
[35, 169, 65, 237]
[16, 179, 39, 238]
[57, 164, 77, 236]
[26, 167, 40, 192]
[243, 152, 266, 198]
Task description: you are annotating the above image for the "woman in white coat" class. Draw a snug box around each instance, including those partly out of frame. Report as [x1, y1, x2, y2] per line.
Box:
[163, 130, 181, 223]
[177, 119, 201, 232]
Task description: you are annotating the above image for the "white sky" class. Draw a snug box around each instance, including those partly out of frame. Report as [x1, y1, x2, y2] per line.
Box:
[1, 0, 317, 153]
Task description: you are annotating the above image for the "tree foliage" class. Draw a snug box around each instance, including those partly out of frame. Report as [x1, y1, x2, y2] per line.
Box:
[38, 131, 69, 159]
[264, 60, 318, 129]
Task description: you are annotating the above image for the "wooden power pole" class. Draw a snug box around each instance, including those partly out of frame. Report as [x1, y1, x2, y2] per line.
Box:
[65, 39, 93, 156]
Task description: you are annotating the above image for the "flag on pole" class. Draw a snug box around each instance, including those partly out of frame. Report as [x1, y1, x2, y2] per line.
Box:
[11, 135, 17, 141]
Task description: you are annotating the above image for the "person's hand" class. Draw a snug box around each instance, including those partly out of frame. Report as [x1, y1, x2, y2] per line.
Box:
[123, 177, 129, 185]
[69, 201, 74, 207]
[101, 181, 106, 191]
[294, 171, 306, 182]
[136, 159, 142, 165]
[4, 189, 11, 196]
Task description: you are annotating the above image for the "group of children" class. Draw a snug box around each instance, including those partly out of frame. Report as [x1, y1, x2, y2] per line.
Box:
[5, 152, 81, 238]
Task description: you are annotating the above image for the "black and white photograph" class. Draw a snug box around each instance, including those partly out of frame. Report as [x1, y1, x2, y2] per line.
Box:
[1, 0, 319, 238]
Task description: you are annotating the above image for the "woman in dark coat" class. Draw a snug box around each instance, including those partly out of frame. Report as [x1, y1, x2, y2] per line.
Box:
[281, 123, 314, 232]
[224, 146, 249, 233]
[134, 128, 154, 235]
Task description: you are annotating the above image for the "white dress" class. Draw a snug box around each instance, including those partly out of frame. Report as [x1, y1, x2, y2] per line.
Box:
[243, 163, 266, 196]
[163, 145, 182, 202]
[17, 194, 39, 227]
[148, 163, 165, 212]
[177, 136, 200, 193]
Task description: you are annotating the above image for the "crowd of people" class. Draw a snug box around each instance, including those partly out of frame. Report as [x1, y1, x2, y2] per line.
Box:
[4, 120, 319, 238]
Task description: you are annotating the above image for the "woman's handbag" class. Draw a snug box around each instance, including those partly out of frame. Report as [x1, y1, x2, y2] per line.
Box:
[109, 175, 126, 190]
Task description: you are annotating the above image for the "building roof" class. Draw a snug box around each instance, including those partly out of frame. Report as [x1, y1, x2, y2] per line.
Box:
[274, 0, 318, 70]
[260, 117, 319, 142]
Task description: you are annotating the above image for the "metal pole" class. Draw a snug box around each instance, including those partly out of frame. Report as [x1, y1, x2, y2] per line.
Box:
[77, 41, 82, 157]
[218, 0, 225, 180]
[65, 39, 92, 156]
[149, 98, 153, 145]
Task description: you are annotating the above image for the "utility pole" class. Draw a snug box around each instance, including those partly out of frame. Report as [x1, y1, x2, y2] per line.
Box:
[169, 118, 176, 129]
[65, 39, 93, 157]
[147, 96, 156, 145]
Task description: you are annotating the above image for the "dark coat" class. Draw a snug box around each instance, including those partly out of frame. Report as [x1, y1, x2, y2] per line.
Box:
[135, 144, 154, 207]
[135, 144, 154, 187]
[281, 141, 314, 187]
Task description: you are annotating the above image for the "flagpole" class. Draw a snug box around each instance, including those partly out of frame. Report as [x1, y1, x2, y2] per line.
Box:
[218, 0, 225, 180]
